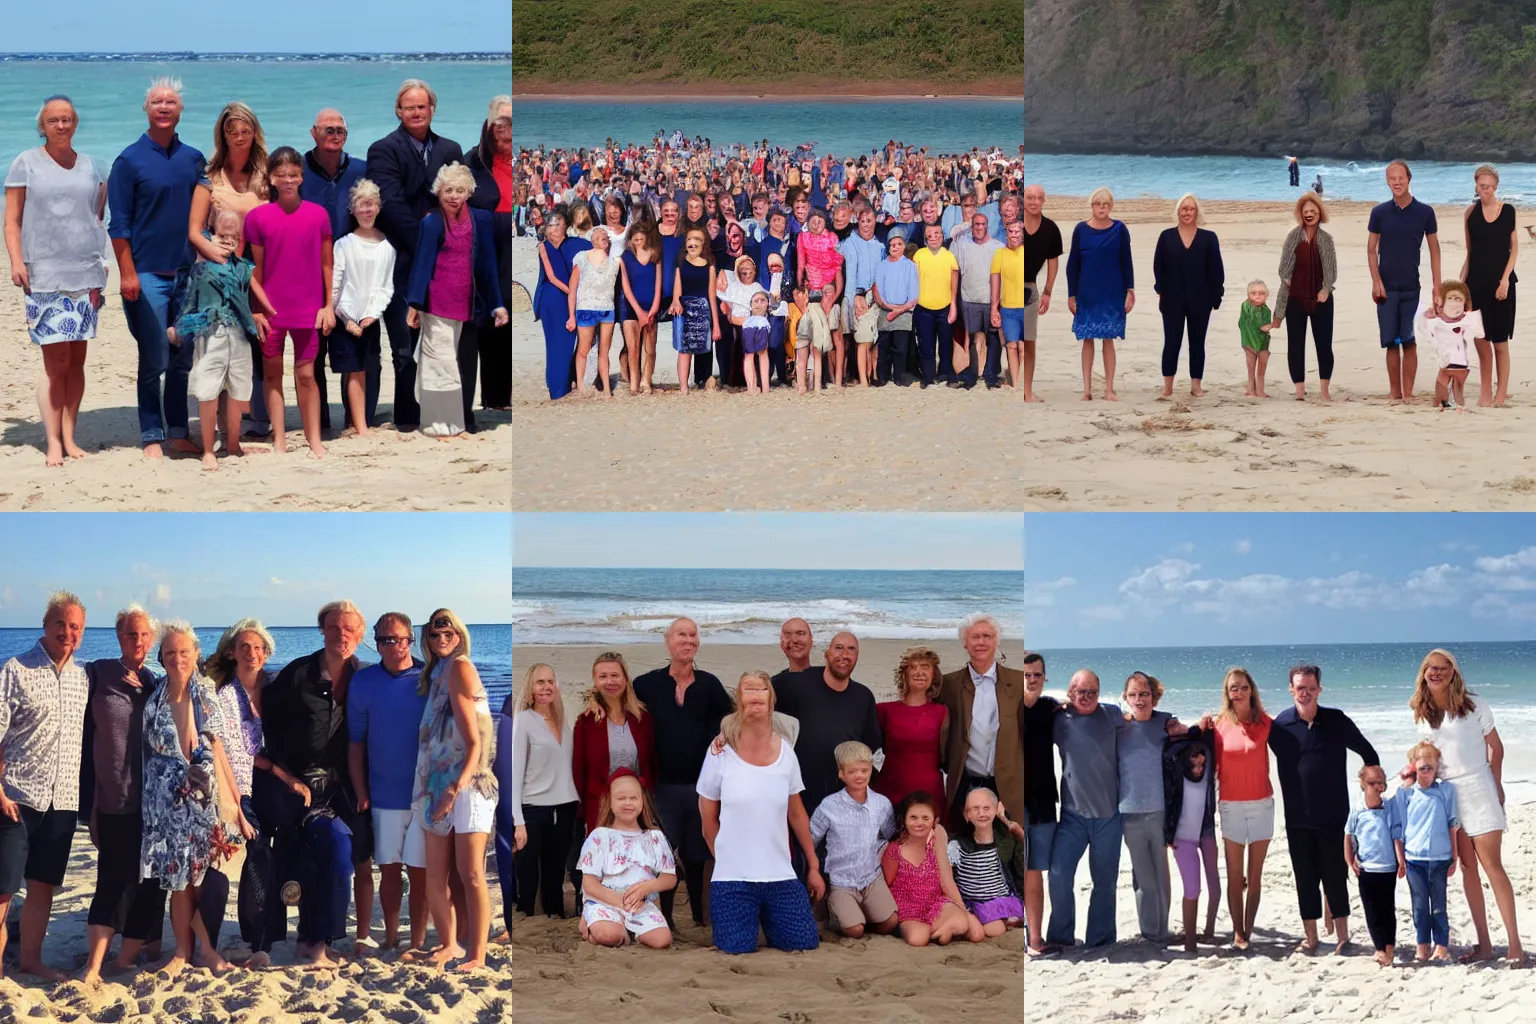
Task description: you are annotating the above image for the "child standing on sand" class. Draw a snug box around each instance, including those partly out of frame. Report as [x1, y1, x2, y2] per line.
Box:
[576, 769, 677, 949]
[1394, 741, 1460, 962]
[1346, 764, 1405, 967]
[1414, 280, 1481, 411]
[740, 291, 772, 394]
[1238, 279, 1273, 397]
[1163, 732, 1219, 953]
[329, 179, 395, 436]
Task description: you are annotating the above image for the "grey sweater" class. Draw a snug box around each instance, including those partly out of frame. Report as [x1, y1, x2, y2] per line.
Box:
[1274, 225, 1338, 322]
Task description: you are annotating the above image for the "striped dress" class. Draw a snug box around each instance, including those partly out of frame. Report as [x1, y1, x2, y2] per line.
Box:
[946, 837, 1015, 904]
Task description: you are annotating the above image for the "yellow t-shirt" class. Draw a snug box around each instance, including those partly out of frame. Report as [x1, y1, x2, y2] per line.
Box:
[912, 246, 959, 310]
[991, 244, 1026, 308]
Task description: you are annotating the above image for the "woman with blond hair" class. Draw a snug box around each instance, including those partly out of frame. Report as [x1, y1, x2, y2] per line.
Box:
[466, 95, 513, 410]
[1410, 648, 1524, 964]
[409, 608, 497, 970]
[510, 662, 578, 919]
[1065, 187, 1133, 400]
[1271, 192, 1337, 401]
[1461, 165, 1517, 406]
[571, 651, 657, 837]
[874, 646, 947, 806]
[1152, 193, 1224, 399]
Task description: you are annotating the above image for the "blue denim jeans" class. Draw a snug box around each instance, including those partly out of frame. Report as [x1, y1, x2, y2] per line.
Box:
[122, 271, 192, 442]
[1047, 808, 1122, 947]
[1406, 859, 1451, 946]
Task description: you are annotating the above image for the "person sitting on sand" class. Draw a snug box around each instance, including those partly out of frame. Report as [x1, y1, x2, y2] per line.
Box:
[1414, 280, 1479, 411]
[948, 787, 1025, 938]
[1392, 740, 1460, 962]
[576, 769, 676, 948]
[1345, 763, 1404, 968]
[883, 790, 984, 946]
[809, 741, 900, 940]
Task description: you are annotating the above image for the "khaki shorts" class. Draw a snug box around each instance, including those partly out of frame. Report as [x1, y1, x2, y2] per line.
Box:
[848, 303, 880, 344]
[827, 874, 898, 931]
[188, 323, 254, 403]
[1023, 284, 1039, 341]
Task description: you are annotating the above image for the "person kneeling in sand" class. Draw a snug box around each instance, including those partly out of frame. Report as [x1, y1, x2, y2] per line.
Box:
[1415, 280, 1480, 412]
[575, 769, 676, 949]
[810, 741, 900, 940]
[169, 209, 275, 471]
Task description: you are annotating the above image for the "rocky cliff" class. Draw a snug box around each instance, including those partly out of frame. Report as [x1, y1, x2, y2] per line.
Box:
[1025, 0, 1536, 161]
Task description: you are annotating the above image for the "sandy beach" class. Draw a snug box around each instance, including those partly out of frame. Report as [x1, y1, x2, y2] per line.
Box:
[1026, 197, 1536, 510]
[511, 638, 1025, 1023]
[0, 837, 512, 1024]
[1027, 782, 1536, 1023]
[0, 248, 510, 512]
[509, 239, 1024, 511]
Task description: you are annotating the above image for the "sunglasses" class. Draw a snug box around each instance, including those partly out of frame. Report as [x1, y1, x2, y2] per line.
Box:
[375, 637, 412, 647]
[315, 125, 348, 136]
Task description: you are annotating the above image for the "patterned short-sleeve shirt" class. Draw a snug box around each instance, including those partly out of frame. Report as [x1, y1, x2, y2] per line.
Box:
[0, 641, 90, 812]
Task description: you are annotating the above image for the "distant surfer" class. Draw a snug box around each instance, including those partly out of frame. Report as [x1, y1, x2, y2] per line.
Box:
[1312, 174, 1324, 196]
[1287, 155, 1300, 187]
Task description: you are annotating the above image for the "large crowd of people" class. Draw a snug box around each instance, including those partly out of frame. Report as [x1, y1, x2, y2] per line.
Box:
[519, 136, 1027, 396]
[509, 613, 1025, 952]
[0, 591, 514, 983]
[1024, 651, 1526, 966]
[1023, 163, 1518, 407]
[4, 79, 512, 467]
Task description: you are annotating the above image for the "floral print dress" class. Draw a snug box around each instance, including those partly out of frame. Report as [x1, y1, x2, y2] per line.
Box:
[412, 657, 499, 837]
[140, 675, 242, 891]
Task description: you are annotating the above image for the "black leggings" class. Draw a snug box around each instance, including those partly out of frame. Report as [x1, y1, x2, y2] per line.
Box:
[1357, 869, 1397, 952]
[1286, 296, 1335, 383]
[1288, 826, 1350, 921]
[515, 801, 578, 918]
[1159, 305, 1212, 379]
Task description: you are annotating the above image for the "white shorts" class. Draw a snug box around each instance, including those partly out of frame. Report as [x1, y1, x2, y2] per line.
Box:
[188, 322, 254, 403]
[583, 895, 669, 937]
[372, 808, 427, 868]
[1218, 796, 1275, 845]
[1447, 767, 1507, 837]
[421, 788, 497, 838]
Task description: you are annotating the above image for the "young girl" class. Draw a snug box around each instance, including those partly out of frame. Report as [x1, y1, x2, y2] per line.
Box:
[1238, 279, 1273, 397]
[796, 209, 843, 392]
[619, 220, 662, 395]
[566, 225, 620, 399]
[947, 787, 1025, 938]
[405, 163, 510, 438]
[764, 251, 790, 385]
[1415, 279, 1481, 411]
[329, 179, 395, 437]
[882, 791, 984, 946]
[667, 227, 718, 394]
[1395, 741, 1461, 962]
[246, 147, 335, 457]
[741, 291, 772, 395]
[575, 769, 677, 948]
[1163, 733, 1219, 953]
[1346, 764, 1405, 967]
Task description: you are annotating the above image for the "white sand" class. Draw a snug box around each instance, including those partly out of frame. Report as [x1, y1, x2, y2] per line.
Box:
[0, 250, 509, 511]
[1026, 198, 1536, 510]
[1027, 792, 1536, 1023]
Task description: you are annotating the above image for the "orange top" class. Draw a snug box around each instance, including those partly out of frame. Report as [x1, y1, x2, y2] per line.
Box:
[1213, 714, 1273, 802]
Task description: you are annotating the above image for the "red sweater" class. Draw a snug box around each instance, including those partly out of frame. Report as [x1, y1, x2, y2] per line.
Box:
[571, 709, 658, 832]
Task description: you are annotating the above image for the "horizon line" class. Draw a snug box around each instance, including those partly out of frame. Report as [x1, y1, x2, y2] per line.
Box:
[1027, 638, 1536, 651]
[513, 564, 1021, 571]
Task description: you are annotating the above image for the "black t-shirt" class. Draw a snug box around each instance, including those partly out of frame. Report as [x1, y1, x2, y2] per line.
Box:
[833, 222, 856, 242]
[632, 666, 733, 787]
[1023, 695, 1061, 824]
[771, 667, 883, 816]
[1024, 216, 1064, 286]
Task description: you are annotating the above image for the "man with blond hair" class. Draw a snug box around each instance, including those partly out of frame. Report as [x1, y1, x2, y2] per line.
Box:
[0, 591, 89, 980]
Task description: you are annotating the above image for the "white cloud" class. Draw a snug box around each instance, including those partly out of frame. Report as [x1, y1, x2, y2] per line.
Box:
[1475, 547, 1536, 575]
[1235, 538, 1252, 555]
[1025, 576, 1077, 609]
[152, 583, 172, 606]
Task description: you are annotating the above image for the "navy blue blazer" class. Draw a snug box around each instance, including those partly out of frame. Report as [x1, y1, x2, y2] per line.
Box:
[405, 208, 506, 321]
[364, 125, 465, 279]
[1152, 226, 1225, 313]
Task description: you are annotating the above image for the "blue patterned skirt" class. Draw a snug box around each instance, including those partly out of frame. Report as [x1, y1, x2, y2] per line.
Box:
[25, 290, 98, 345]
[1072, 301, 1126, 341]
[674, 296, 714, 354]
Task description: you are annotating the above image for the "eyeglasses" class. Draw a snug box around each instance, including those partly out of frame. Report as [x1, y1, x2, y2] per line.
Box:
[427, 630, 457, 641]
[315, 125, 348, 136]
[375, 637, 412, 647]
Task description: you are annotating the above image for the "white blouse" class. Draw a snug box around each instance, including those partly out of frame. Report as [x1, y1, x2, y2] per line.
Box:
[330, 233, 396, 322]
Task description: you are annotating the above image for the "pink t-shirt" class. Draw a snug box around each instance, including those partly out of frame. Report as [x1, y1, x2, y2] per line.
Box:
[245, 200, 332, 328]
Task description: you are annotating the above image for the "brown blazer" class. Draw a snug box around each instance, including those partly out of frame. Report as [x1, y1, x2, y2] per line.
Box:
[940, 663, 1025, 822]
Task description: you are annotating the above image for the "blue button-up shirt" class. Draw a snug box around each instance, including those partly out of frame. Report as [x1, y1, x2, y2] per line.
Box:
[107, 132, 206, 275]
[299, 150, 368, 240]
[872, 255, 919, 308]
[809, 787, 896, 889]
[1394, 781, 1460, 863]
[838, 231, 884, 316]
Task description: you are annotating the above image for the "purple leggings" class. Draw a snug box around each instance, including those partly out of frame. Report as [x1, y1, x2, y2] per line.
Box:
[1172, 835, 1219, 900]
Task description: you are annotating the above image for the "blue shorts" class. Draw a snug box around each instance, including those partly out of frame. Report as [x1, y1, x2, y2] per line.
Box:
[1377, 289, 1419, 348]
[1024, 809, 1056, 872]
[1000, 306, 1025, 343]
[708, 878, 820, 954]
[575, 309, 615, 328]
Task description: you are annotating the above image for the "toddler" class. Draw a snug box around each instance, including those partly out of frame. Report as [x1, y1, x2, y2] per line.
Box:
[170, 208, 274, 472]
[1393, 741, 1460, 961]
[575, 769, 677, 949]
[1346, 763, 1405, 967]
[329, 178, 395, 437]
[882, 791, 984, 946]
[1415, 280, 1481, 411]
[808, 741, 898, 939]
[947, 787, 1025, 938]
[741, 291, 772, 394]
[1162, 733, 1218, 952]
[1238, 279, 1273, 397]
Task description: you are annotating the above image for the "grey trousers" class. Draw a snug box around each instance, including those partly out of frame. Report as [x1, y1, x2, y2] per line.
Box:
[1122, 810, 1171, 941]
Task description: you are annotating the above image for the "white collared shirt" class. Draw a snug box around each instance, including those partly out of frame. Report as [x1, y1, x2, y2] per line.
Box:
[808, 787, 896, 889]
[965, 661, 999, 777]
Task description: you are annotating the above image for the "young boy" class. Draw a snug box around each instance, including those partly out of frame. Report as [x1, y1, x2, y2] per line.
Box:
[1394, 741, 1460, 962]
[808, 741, 899, 939]
[1345, 764, 1405, 967]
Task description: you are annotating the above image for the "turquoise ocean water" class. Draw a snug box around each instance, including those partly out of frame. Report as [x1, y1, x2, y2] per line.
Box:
[513, 98, 1024, 155]
[1036, 642, 1536, 787]
[0, 54, 510, 189]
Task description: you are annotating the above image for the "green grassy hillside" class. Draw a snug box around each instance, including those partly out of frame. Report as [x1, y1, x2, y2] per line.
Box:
[514, 0, 1023, 89]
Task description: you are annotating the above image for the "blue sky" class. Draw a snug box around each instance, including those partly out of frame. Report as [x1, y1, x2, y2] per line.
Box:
[513, 513, 1025, 570]
[5, 2, 510, 52]
[0, 514, 511, 627]
[1026, 513, 1536, 648]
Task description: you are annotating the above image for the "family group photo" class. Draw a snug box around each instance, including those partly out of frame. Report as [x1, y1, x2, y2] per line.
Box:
[0, 49, 511, 512]
[508, 512, 1026, 1023]
[0, 511, 515, 1024]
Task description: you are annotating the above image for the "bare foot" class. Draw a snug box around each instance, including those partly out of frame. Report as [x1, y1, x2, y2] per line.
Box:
[45, 443, 65, 467]
[245, 951, 270, 969]
[705, 378, 718, 392]
[1080, 392, 1093, 401]
[168, 438, 202, 455]
[1294, 392, 1306, 402]
[1318, 389, 1333, 403]
[196, 950, 234, 974]
[490, 930, 510, 945]
[452, 958, 485, 972]
[1431, 946, 1452, 962]
[143, 442, 165, 459]
[1232, 934, 1250, 951]
[1506, 948, 1527, 968]
[271, 436, 288, 454]
[1244, 388, 1256, 397]
[1103, 389, 1119, 401]
[79, 968, 103, 988]
[1191, 386, 1205, 397]
[161, 956, 188, 979]
[201, 452, 219, 472]
[1294, 939, 1319, 956]
[641, 382, 653, 395]
[1479, 396, 1494, 407]
[1158, 390, 1173, 400]
[1459, 945, 1497, 963]
[1024, 391, 1043, 402]
[64, 442, 87, 460]
[1375, 950, 1393, 967]
[1256, 389, 1269, 398]
[308, 442, 327, 458]
[1494, 396, 1509, 408]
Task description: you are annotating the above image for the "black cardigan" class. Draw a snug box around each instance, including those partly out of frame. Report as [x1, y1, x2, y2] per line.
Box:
[1163, 729, 1217, 846]
[1152, 226, 1225, 314]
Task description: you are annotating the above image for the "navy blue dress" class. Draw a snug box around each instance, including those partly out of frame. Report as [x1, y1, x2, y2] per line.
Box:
[620, 250, 660, 322]
[1066, 220, 1134, 340]
[534, 236, 591, 398]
